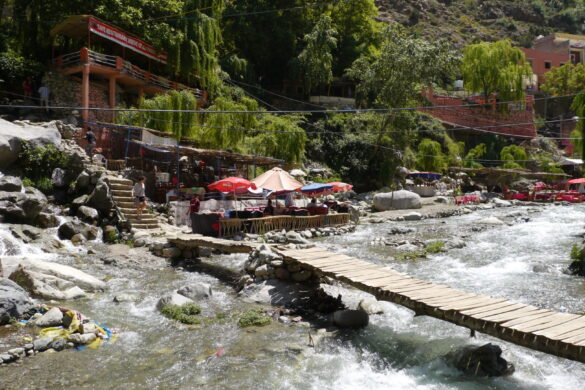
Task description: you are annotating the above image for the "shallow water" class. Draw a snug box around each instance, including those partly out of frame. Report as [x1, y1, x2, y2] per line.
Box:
[1, 205, 585, 389]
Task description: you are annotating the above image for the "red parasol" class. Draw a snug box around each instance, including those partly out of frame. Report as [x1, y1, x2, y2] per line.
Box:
[567, 178, 585, 185]
[327, 182, 354, 192]
[208, 177, 256, 192]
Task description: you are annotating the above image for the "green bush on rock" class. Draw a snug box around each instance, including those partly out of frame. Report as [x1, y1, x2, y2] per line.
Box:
[569, 244, 585, 277]
[237, 308, 271, 328]
[161, 303, 202, 325]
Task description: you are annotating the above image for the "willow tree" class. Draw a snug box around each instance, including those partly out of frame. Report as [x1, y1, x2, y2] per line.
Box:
[500, 145, 528, 169]
[203, 93, 259, 151]
[541, 63, 585, 96]
[250, 114, 307, 163]
[416, 138, 446, 172]
[461, 40, 532, 109]
[167, 0, 225, 95]
[119, 90, 200, 140]
[297, 14, 338, 94]
[464, 143, 487, 168]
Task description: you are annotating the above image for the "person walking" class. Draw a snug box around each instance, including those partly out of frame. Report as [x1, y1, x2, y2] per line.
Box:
[85, 129, 97, 157]
[38, 84, 50, 110]
[133, 176, 147, 219]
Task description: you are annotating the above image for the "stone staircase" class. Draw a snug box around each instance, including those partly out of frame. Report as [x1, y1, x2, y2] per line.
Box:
[106, 177, 159, 230]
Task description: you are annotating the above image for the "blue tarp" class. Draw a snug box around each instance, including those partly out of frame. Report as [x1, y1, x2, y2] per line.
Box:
[407, 172, 442, 180]
[300, 183, 333, 194]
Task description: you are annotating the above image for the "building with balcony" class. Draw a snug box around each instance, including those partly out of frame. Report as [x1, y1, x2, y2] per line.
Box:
[50, 15, 206, 125]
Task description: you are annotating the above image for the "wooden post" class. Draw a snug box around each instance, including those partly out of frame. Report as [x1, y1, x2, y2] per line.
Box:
[81, 63, 90, 124]
[109, 76, 117, 122]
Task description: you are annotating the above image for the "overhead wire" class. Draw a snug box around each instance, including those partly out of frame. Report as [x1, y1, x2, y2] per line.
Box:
[0, 93, 579, 114]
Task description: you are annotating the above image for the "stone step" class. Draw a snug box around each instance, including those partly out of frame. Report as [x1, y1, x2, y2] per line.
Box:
[111, 189, 132, 196]
[120, 208, 154, 215]
[131, 224, 159, 230]
[110, 184, 132, 191]
[112, 197, 134, 203]
[125, 216, 158, 224]
[116, 201, 136, 208]
[107, 177, 133, 185]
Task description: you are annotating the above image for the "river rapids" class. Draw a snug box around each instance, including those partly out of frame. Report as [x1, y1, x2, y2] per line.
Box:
[1, 204, 585, 389]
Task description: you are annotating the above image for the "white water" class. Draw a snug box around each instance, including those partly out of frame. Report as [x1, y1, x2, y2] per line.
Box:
[1, 205, 585, 389]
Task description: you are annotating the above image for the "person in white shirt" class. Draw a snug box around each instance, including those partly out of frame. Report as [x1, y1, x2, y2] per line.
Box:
[133, 176, 147, 219]
[38, 85, 50, 110]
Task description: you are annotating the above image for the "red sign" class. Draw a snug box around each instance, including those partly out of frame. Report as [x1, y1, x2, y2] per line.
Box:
[88, 17, 168, 64]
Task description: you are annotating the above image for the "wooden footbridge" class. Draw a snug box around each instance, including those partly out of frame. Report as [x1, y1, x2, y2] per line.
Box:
[169, 234, 585, 364]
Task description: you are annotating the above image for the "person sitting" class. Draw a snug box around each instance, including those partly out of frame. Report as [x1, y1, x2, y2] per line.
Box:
[264, 199, 275, 216]
[307, 198, 318, 208]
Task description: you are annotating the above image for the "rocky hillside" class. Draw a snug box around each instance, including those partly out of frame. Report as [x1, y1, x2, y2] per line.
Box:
[375, 0, 584, 47]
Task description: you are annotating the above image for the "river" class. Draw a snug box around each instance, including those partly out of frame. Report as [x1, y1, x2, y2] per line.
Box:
[1, 204, 585, 389]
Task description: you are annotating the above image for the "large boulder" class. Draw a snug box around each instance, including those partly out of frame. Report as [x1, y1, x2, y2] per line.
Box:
[77, 205, 99, 225]
[156, 293, 194, 311]
[0, 188, 47, 222]
[0, 119, 61, 169]
[332, 309, 369, 328]
[450, 343, 515, 377]
[0, 176, 23, 192]
[177, 284, 213, 300]
[0, 278, 33, 325]
[86, 179, 113, 213]
[58, 219, 94, 240]
[4, 257, 106, 294]
[373, 190, 422, 211]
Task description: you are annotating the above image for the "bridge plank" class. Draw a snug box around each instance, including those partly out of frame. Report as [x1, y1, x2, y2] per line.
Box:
[402, 287, 457, 300]
[421, 293, 478, 306]
[510, 313, 580, 332]
[534, 316, 585, 338]
[495, 310, 556, 327]
[477, 306, 542, 322]
[465, 302, 527, 318]
[441, 296, 507, 311]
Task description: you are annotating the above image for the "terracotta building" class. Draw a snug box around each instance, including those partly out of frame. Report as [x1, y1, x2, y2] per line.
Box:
[521, 33, 585, 90]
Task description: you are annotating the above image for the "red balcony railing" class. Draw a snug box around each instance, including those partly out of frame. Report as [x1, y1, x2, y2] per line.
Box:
[53, 48, 204, 100]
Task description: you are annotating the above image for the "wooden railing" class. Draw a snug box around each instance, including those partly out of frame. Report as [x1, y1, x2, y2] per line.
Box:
[218, 213, 351, 237]
[53, 48, 204, 99]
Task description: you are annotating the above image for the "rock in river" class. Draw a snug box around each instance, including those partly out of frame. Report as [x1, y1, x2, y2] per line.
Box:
[450, 343, 515, 377]
[0, 277, 33, 325]
[373, 190, 422, 211]
[34, 307, 64, 327]
[333, 309, 369, 328]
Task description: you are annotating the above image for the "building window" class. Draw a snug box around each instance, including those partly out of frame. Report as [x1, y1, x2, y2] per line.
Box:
[544, 61, 551, 69]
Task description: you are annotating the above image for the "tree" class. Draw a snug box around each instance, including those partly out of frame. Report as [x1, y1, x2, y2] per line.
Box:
[541, 63, 585, 96]
[464, 143, 487, 168]
[297, 15, 338, 94]
[460, 40, 532, 109]
[166, 0, 225, 94]
[500, 145, 528, 169]
[416, 138, 446, 172]
[250, 114, 307, 163]
[345, 26, 457, 184]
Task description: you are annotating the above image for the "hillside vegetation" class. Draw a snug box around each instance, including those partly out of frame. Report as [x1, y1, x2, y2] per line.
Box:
[376, 0, 585, 47]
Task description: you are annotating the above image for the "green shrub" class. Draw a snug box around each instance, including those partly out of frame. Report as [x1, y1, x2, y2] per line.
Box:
[161, 303, 202, 325]
[104, 230, 118, 244]
[426, 241, 445, 254]
[570, 244, 583, 262]
[237, 308, 271, 328]
[21, 176, 53, 194]
[18, 141, 72, 181]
